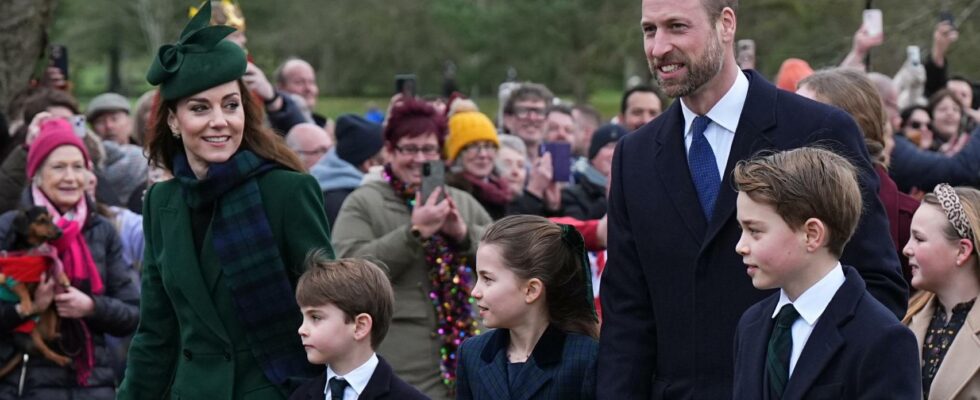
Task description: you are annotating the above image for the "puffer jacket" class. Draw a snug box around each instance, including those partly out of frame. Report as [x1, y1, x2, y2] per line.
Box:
[0, 192, 140, 399]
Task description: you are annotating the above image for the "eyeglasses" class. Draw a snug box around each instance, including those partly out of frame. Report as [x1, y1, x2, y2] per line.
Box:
[394, 145, 440, 156]
[513, 106, 546, 119]
[463, 142, 498, 155]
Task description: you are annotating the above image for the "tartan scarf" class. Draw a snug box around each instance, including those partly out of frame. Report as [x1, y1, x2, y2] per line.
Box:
[382, 164, 478, 395]
[173, 150, 311, 388]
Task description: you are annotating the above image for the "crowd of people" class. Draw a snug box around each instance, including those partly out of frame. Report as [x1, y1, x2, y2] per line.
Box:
[0, 0, 978, 398]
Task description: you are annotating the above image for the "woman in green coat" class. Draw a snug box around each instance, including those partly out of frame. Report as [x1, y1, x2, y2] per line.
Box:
[117, 3, 333, 399]
[332, 98, 492, 400]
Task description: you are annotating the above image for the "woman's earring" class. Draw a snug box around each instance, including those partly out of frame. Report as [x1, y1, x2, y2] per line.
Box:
[170, 126, 181, 139]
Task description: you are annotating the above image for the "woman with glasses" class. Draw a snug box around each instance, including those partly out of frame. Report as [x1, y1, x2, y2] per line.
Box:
[331, 98, 492, 400]
[900, 105, 936, 150]
[443, 101, 512, 220]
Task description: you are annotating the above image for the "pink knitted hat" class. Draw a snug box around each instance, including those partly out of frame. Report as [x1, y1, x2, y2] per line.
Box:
[26, 119, 91, 179]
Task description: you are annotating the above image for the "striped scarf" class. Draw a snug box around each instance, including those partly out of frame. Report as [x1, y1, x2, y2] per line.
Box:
[173, 150, 312, 389]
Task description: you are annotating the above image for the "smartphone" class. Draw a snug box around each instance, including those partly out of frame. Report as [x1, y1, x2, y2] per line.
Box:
[395, 74, 417, 97]
[69, 115, 86, 138]
[540, 141, 572, 183]
[907, 45, 921, 67]
[420, 160, 445, 204]
[862, 9, 883, 37]
[50, 44, 69, 80]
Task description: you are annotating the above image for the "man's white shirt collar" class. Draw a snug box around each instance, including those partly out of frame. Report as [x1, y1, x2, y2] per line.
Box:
[681, 70, 749, 137]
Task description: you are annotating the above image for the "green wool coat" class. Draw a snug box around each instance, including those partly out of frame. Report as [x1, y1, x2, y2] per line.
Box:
[118, 170, 334, 400]
[332, 179, 492, 400]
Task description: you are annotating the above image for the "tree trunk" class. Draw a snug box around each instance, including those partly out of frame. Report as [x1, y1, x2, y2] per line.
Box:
[0, 0, 57, 115]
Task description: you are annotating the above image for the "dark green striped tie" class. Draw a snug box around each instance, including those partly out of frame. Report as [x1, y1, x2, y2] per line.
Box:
[767, 304, 800, 399]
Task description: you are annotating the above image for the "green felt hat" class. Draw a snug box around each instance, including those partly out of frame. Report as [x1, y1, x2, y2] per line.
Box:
[146, 1, 246, 101]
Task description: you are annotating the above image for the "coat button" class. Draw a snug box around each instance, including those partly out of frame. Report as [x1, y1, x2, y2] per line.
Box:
[183, 350, 192, 361]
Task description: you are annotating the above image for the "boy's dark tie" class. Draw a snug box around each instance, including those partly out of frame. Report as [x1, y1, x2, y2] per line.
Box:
[329, 377, 349, 400]
[767, 304, 800, 399]
[687, 115, 720, 220]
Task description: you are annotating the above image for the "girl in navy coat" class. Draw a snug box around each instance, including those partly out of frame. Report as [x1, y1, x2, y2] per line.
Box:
[456, 215, 598, 400]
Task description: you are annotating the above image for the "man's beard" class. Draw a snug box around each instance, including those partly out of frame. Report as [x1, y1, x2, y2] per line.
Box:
[650, 33, 726, 99]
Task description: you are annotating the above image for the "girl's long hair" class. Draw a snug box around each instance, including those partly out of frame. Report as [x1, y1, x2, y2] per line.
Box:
[480, 215, 599, 339]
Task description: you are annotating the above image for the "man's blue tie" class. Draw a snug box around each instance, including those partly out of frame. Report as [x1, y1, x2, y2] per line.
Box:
[688, 115, 720, 220]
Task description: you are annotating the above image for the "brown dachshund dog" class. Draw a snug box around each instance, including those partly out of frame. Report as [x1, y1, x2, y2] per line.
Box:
[0, 206, 73, 377]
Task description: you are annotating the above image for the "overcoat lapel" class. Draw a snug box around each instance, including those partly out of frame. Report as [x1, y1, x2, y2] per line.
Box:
[782, 270, 861, 399]
[928, 298, 980, 400]
[478, 330, 512, 399]
[160, 192, 230, 343]
[655, 104, 707, 245]
[703, 71, 776, 250]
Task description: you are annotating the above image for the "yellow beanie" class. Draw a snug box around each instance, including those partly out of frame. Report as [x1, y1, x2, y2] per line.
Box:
[445, 111, 499, 162]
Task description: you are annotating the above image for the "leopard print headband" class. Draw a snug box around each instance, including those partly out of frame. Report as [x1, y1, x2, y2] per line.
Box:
[934, 183, 974, 240]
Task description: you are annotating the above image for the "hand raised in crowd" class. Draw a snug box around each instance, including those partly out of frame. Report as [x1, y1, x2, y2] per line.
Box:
[242, 62, 283, 110]
[439, 195, 468, 243]
[931, 21, 959, 65]
[54, 286, 95, 319]
[527, 152, 562, 211]
[852, 24, 884, 54]
[25, 111, 56, 146]
[411, 187, 451, 239]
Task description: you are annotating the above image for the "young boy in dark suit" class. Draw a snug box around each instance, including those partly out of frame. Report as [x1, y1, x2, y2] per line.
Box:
[731, 148, 920, 399]
[291, 251, 429, 400]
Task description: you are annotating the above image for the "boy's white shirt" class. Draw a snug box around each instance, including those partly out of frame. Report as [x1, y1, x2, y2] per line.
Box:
[325, 352, 379, 400]
[771, 262, 845, 377]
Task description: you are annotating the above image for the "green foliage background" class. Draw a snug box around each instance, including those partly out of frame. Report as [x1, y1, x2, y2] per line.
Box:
[49, 0, 979, 118]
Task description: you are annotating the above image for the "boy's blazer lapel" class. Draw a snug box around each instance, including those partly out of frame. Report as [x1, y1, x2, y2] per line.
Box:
[737, 297, 777, 400]
[781, 269, 863, 399]
[160, 191, 230, 343]
[927, 298, 980, 400]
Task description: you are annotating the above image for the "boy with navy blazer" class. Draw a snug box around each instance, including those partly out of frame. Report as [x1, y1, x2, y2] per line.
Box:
[731, 148, 920, 399]
[290, 254, 428, 400]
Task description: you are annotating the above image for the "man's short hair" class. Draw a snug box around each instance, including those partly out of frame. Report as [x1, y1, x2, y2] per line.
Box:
[546, 103, 573, 118]
[503, 83, 554, 115]
[620, 85, 661, 115]
[702, 0, 739, 20]
[274, 57, 307, 87]
[295, 251, 394, 349]
[573, 104, 602, 125]
[732, 147, 862, 257]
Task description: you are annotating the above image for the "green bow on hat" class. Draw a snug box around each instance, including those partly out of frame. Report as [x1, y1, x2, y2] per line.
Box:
[147, 1, 247, 101]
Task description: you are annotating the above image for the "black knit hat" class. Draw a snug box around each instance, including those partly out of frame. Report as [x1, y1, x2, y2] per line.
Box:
[146, 1, 246, 101]
[336, 114, 384, 166]
[589, 124, 628, 160]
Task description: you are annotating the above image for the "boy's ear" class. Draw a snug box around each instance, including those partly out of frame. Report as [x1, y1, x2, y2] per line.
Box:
[524, 278, 544, 304]
[352, 313, 373, 342]
[802, 217, 828, 252]
[956, 238, 976, 266]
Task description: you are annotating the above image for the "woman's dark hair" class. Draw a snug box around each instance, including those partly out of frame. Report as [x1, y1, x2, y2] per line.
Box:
[146, 79, 303, 172]
[383, 98, 447, 151]
[899, 105, 930, 128]
[480, 215, 599, 339]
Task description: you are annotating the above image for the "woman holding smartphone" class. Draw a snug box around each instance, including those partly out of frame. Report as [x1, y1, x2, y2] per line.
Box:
[331, 98, 491, 400]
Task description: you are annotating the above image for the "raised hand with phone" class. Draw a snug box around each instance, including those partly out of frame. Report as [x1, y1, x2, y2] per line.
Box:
[840, 9, 884, 71]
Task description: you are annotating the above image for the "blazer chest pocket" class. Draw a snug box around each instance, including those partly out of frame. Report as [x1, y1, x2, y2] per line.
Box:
[804, 382, 842, 399]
